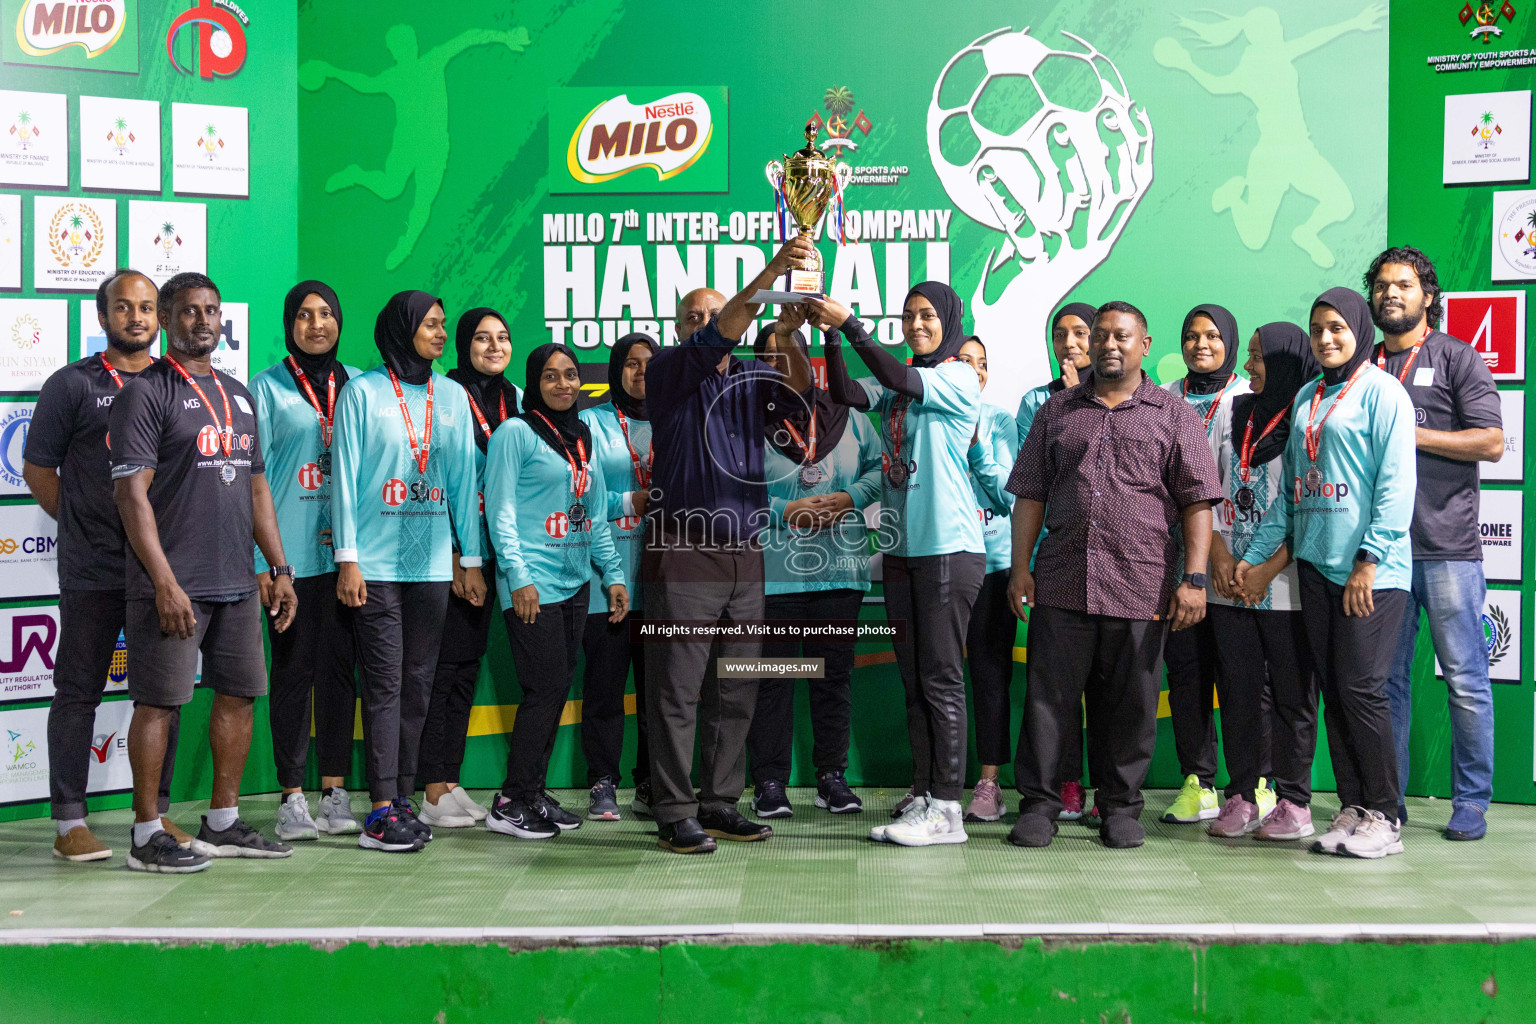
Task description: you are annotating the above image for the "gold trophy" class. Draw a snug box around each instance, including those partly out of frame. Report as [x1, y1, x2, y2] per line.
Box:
[757, 121, 853, 301]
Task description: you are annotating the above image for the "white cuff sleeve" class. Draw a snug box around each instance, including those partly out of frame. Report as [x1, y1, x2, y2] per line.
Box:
[622, 491, 637, 518]
[333, 549, 358, 563]
[458, 556, 483, 568]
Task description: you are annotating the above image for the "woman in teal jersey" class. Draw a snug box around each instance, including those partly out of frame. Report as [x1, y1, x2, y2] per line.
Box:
[419, 307, 522, 829]
[954, 337, 1021, 824]
[577, 333, 655, 822]
[1206, 322, 1320, 842]
[251, 280, 363, 840]
[1239, 287, 1416, 860]
[805, 283, 986, 849]
[743, 316, 882, 820]
[483, 343, 628, 841]
[332, 290, 485, 853]
[1161, 303, 1251, 826]
[1013, 302, 1096, 821]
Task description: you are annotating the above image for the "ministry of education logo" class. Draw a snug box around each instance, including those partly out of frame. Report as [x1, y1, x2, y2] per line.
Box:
[1482, 605, 1511, 666]
[48, 202, 104, 268]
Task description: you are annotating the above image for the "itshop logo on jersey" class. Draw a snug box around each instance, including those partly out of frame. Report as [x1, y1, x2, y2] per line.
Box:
[381, 477, 443, 508]
[1294, 474, 1350, 503]
[195, 424, 251, 457]
[297, 462, 325, 491]
[544, 511, 592, 539]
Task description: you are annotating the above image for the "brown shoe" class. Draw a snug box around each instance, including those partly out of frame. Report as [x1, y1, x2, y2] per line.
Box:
[52, 825, 111, 862]
[160, 816, 194, 848]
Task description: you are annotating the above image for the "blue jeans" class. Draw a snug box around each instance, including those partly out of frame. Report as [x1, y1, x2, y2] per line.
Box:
[1386, 560, 1494, 810]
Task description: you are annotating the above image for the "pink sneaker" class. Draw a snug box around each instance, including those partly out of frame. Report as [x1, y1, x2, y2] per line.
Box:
[1256, 798, 1315, 841]
[964, 778, 1005, 822]
[1058, 781, 1086, 820]
[1208, 794, 1261, 837]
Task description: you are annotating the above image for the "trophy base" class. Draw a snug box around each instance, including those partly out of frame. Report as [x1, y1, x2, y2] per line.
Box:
[750, 289, 823, 305]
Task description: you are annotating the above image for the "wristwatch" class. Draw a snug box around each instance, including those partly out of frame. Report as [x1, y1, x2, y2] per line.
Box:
[1355, 549, 1380, 566]
[1182, 572, 1208, 589]
[268, 564, 295, 581]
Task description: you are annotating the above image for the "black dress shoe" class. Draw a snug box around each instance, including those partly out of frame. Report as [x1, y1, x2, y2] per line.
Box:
[658, 817, 717, 854]
[1007, 811, 1058, 848]
[698, 807, 774, 842]
[1101, 814, 1146, 849]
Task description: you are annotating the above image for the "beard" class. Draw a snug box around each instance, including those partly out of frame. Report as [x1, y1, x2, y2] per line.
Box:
[105, 325, 156, 354]
[1371, 298, 1426, 336]
[1095, 363, 1126, 380]
[170, 333, 219, 359]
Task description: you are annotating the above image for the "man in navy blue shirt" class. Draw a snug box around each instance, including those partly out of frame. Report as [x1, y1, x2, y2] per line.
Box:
[642, 234, 813, 854]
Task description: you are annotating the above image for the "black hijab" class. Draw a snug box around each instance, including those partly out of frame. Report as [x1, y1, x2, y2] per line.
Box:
[282, 280, 349, 391]
[447, 306, 519, 451]
[1311, 287, 1376, 387]
[753, 324, 852, 461]
[1050, 301, 1097, 391]
[520, 342, 591, 457]
[1179, 303, 1240, 395]
[374, 290, 442, 386]
[1229, 322, 1320, 468]
[609, 333, 655, 421]
[904, 281, 967, 367]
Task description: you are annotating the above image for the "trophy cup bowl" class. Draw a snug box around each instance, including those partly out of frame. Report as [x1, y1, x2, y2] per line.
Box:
[755, 121, 852, 304]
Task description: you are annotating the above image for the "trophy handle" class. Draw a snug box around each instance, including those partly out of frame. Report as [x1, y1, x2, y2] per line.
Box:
[764, 160, 785, 191]
[834, 161, 853, 193]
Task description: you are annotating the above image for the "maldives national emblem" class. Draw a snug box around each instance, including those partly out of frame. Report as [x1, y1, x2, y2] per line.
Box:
[49, 203, 104, 269]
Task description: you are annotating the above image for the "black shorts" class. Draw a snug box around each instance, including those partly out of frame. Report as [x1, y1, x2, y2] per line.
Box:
[125, 593, 268, 707]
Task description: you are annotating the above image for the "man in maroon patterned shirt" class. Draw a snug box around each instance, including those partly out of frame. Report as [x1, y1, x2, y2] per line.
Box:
[1004, 301, 1223, 850]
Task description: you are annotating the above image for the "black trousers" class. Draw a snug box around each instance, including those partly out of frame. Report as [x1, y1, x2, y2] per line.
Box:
[48, 588, 179, 820]
[1298, 562, 1406, 818]
[884, 552, 986, 802]
[500, 586, 588, 802]
[966, 569, 1018, 766]
[1016, 605, 1167, 820]
[1163, 615, 1219, 786]
[580, 611, 650, 787]
[1210, 604, 1310, 804]
[746, 587, 863, 784]
[351, 580, 450, 803]
[266, 572, 356, 789]
[419, 586, 497, 787]
[642, 538, 764, 825]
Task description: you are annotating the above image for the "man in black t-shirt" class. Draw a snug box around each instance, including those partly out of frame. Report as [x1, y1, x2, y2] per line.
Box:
[109, 272, 299, 873]
[23, 269, 187, 864]
[1367, 247, 1504, 842]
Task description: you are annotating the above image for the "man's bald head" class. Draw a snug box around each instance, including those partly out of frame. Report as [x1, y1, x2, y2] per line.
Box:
[676, 288, 726, 342]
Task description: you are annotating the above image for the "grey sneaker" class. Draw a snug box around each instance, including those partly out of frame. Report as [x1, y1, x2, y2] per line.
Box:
[275, 792, 319, 841]
[1340, 809, 1404, 859]
[1311, 805, 1365, 855]
[588, 778, 621, 820]
[314, 788, 362, 835]
[127, 830, 209, 874]
[195, 816, 293, 859]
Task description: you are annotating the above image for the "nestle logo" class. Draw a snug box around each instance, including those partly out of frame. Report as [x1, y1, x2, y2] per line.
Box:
[553, 87, 727, 194]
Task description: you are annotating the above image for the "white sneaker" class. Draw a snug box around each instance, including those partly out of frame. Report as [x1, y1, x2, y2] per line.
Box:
[870, 795, 928, 843]
[314, 788, 362, 835]
[886, 798, 968, 847]
[1310, 805, 1365, 854]
[419, 795, 477, 828]
[448, 786, 488, 821]
[274, 792, 318, 841]
[1339, 810, 1404, 859]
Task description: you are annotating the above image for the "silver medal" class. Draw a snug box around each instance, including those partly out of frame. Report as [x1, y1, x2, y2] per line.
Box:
[318, 450, 332, 476]
[568, 501, 587, 525]
[219, 463, 236, 486]
[1235, 487, 1254, 511]
[886, 462, 909, 489]
[1304, 466, 1322, 492]
[799, 464, 823, 488]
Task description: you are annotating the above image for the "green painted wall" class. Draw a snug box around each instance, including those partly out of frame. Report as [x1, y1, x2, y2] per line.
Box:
[5, 937, 1535, 1022]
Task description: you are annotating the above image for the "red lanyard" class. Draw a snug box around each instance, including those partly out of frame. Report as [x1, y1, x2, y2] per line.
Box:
[100, 354, 128, 390]
[532, 412, 590, 498]
[1237, 407, 1288, 484]
[386, 366, 433, 476]
[166, 355, 232, 457]
[1304, 363, 1369, 465]
[889, 355, 954, 464]
[614, 407, 651, 489]
[780, 414, 818, 465]
[286, 357, 336, 448]
[1183, 375, 1233, 432]
[1374, 330, 1428, 382]
[466, 389, 508, 442]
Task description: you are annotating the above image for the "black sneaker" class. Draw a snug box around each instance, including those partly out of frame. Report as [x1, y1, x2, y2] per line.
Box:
[392, 798, 433, 843]
[657, 816, 716, 854]
[358, 806, 424, 852]
[631, 779, 654, 819]
[533, 792, 582, 831]
[751, 779, 793, 818]
[195, 816, 293, 859]
[814, 771, 863, 814]
[127, 830, 210, 873]
[486, 795, 558, 839]
[698, 807, 774, 842]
